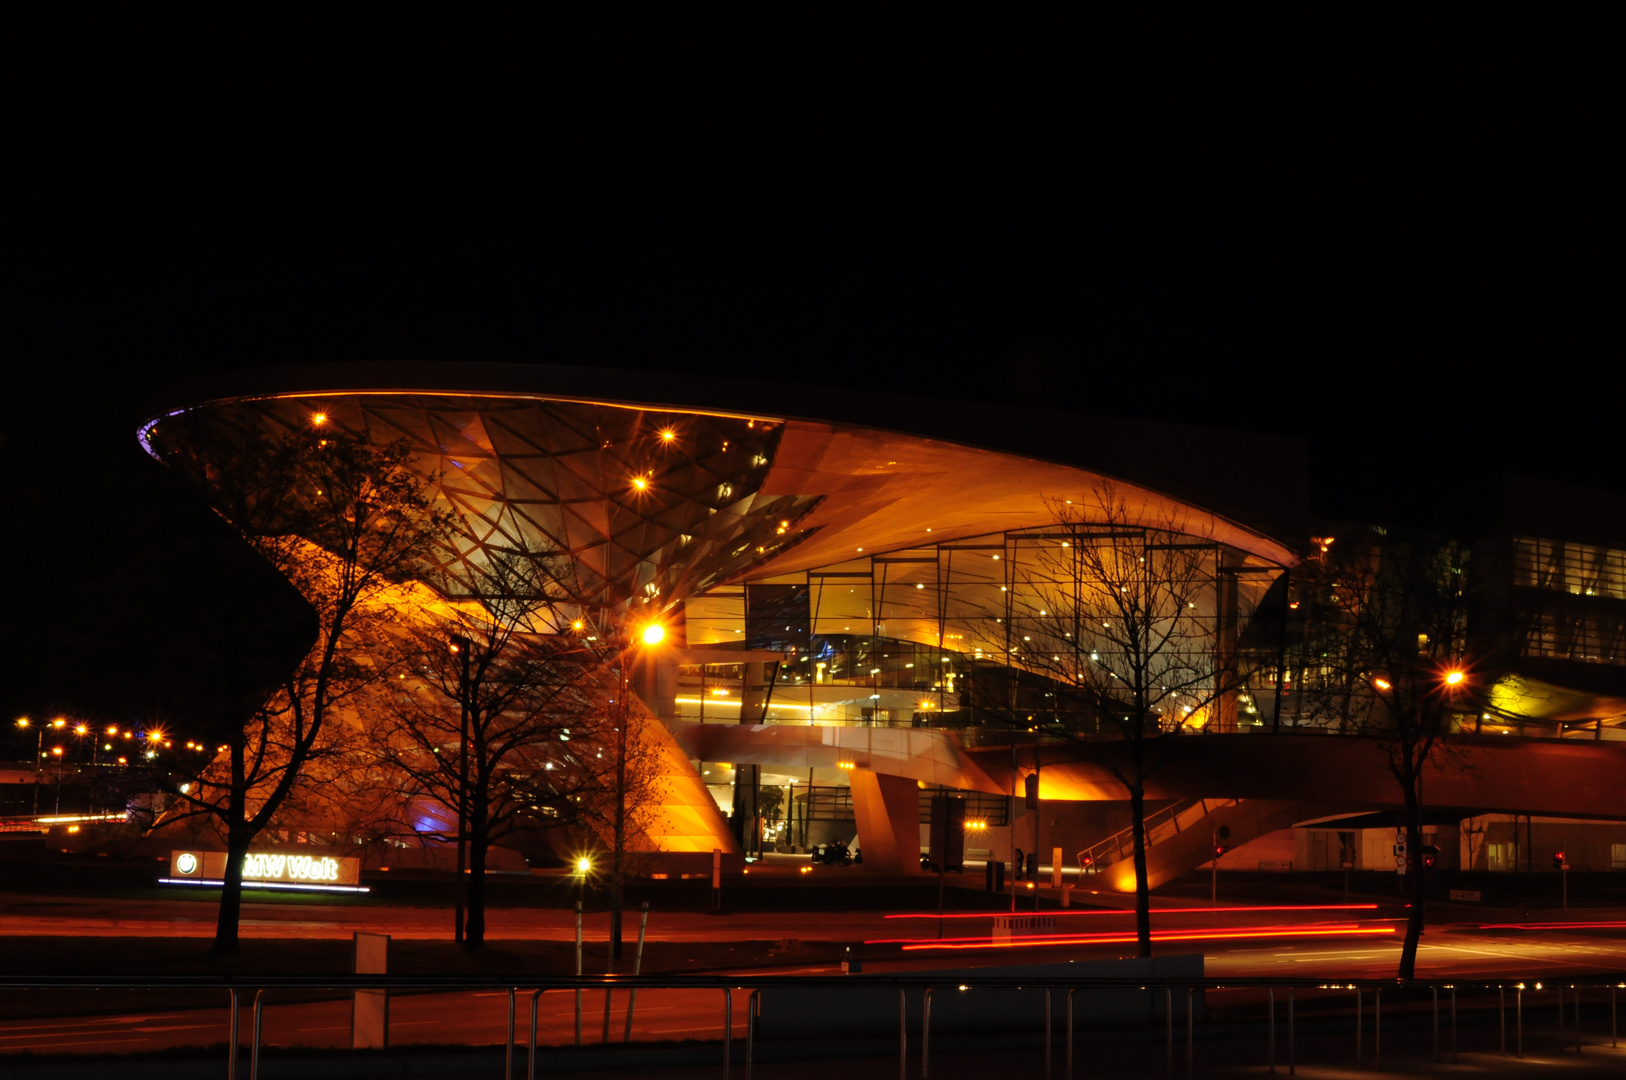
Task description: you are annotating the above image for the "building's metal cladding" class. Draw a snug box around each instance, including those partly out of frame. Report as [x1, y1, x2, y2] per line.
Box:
[151, 394, 822, 618]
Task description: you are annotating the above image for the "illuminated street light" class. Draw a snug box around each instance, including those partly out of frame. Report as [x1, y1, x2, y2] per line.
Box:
[641, 623, 666, 646]
[1444, 670, 1466, 687]
[576, 856, 593, 874]
[1374, 678, 1392, 691]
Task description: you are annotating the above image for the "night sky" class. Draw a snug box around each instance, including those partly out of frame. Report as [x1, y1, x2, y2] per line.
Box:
[3, 9, 1619, 720]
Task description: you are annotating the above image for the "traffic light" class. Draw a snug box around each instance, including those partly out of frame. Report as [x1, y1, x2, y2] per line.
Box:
[1420, 844, 1441, 871]
[1080, 854, 1094, 872]
[1553, 851, 1566, 870]
[1214, 845, 1227, 860]
[1024, 773, 1039, 809]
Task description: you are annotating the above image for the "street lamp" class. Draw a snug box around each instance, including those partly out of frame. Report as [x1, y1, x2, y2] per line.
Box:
[16, 718, 43, 815]
[606, 620, 666, 960]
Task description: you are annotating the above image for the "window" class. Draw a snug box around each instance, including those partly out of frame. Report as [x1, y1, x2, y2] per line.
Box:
[1612, 844, 1626, 870]
[1487, 842, 1515, 872]
[1514, 537, 1626, 600]
[1526, 611, 1626, 666]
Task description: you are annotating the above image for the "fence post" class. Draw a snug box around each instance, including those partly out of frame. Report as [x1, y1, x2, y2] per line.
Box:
[1432, 985, 1439, 1061]
[723, 987, 733, 1080]
[746, 989, 760, 1080]
[574, 901, 583, 1045]
[1374, 987, 1381, 1072]
[1268, 987, 1275, 1073]
[1517, 985, 1523, 1059]
[1067, 988, 1076, 1080]
[229, 988, 240, 1080]
[923, 988, 934, 1080]
[506, 988, 516, 1080]
[1612, 984, 1618, 1049]
[1500, 985, 1506, 1055]
[1558, 985, 1565, 1055]
[1288, 988, 1295, 1076]
[1045, 989, 1053, 1080]
[1186, 988, 1193, 1078]
[528, 989, 543, 1080]
[1452, 985, 1458, 1064]
[899, 989, 907, 1080]
[624, 903, 650, 1042]
[1576, 986, 1582, 1056]
[1354, 987, 1361, 1070]
[1165, 988, 1173, 1078]
[250, 989, 265, 1080]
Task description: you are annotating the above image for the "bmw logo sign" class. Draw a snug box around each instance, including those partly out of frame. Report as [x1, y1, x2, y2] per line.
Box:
[176, 852, 198, 875]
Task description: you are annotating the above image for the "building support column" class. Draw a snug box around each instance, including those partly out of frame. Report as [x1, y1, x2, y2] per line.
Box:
[850, 768, 924, 874]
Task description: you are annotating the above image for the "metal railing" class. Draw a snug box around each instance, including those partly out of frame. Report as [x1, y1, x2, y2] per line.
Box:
[1078, 798, 1239, 873]
[3, 972, 1623, 1080]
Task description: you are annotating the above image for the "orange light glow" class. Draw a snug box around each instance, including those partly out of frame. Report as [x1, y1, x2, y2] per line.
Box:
[1374, 678, 1392, 691]
[51, 747, 62, 756]
[659, 429, 676, 442]
[631, 475, 649, 491]
[52, 718, 66, 729]
[312, 412, 328, 426]
[1444, 670, 1465, 686]
[572, 620, 585, 632]
[641, 623, 666, 646]
[74, 724, 88, 736]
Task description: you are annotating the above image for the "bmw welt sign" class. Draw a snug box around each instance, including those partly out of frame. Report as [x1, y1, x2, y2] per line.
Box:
[169, 850, 361, 886]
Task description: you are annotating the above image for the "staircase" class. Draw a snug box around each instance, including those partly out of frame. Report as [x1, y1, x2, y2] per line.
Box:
[1077, 798, 1325, 893]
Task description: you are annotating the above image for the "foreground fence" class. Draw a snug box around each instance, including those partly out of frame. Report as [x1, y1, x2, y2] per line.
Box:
[0, 973, 1622, 1079]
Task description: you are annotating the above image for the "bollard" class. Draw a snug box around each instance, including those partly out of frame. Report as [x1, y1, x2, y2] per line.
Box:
[574, 901, 583, 1046]
[1268, 987, 1276, 1074]
[1500, 985, 1506, 1055]
[506, 988, 515, 1080]
[1517, 986, 1523, 1059]
[1613, 985, 1618, 1049]
[923, 987, 935, 1079]
[1576, 986, 1582, 1056]
[1558, 985, 1565, 1055]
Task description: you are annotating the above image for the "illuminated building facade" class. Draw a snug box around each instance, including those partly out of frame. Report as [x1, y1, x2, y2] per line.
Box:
[141, 363, 1626, 882]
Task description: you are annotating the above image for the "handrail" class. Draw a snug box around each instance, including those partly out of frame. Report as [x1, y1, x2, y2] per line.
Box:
[1078, 798, 1240, 872]
[4, 972, 1621, 1080]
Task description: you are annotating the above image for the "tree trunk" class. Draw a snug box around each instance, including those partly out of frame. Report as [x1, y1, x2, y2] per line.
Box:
[465, 813, 488, 950]
[1129, 779, 1152, 958]
[1397, 782, 1426, 979]
[214, 832, 249, 953]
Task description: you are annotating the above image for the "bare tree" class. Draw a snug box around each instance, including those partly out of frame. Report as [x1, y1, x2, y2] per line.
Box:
[1295, 526, 1475, 979]
[148, 415, 450, 951]
[574, 627, 669, 961]
[377, 539, 610, 949]
[973, 484, 1256, 957]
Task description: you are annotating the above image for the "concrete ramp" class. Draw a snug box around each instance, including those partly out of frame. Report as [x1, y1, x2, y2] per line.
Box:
[1086, 799, 1341, 892]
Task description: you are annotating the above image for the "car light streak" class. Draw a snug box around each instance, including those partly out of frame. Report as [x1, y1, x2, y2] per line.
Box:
[871, 924, 1396, 950]
[883, 904, 1380, 920]
[1479, 921, 1626, 931]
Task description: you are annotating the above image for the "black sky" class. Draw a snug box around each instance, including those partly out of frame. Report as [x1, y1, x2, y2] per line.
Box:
[5, 7, 1621, 526]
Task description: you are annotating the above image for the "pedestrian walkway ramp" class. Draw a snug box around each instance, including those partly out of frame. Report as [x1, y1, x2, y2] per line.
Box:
[1078, 798, 1338, 892]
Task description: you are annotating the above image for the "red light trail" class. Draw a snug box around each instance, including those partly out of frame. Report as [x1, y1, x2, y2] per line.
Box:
[1479, 921, 1626, 931]
[867, 924, 1396, 950]
[883, 904, 1380, 920]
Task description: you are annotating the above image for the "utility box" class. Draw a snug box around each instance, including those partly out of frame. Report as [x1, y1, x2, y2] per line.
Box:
[352, 931, 389, 1049]
[929, 796, 966, 872]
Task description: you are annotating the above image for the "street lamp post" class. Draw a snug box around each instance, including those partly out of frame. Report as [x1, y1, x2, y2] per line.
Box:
[450, 635, 472, 945]
[609, 620, 666, 961]
[15, 719, 44, 816]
